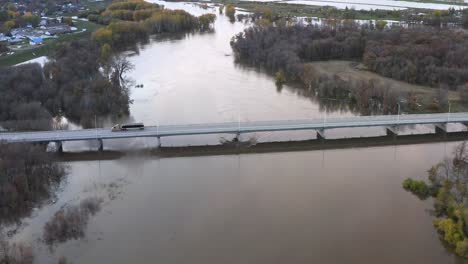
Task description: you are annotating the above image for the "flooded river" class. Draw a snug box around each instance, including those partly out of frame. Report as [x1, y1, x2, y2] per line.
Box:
[8, 1, 468, 263]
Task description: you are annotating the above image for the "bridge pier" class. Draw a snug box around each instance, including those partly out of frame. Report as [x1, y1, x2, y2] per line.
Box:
[435, 124, 447, 137]
[233, 132, 241, 143]
[316, 129, 326, 141]
[98, 139, 103, 151]
[157, 136, 161, 148]
[55, 141, 63, 153]
[386, 126, 398, 138]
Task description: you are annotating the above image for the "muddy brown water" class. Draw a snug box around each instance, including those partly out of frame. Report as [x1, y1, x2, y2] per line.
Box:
[6, 1, 468, 263]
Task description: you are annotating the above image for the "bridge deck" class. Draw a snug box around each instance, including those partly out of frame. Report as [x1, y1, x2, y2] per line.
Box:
[1, 113, 467, 143]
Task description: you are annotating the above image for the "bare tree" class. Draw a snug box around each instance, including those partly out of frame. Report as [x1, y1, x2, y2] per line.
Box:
[111, 55, 135, 89]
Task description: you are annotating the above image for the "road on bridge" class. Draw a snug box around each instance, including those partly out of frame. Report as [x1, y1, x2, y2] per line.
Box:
[0, 112, 467, 143]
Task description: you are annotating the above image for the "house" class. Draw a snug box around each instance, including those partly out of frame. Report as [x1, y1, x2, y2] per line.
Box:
[44, 24, 72, 35]
[29, 37, 43, 45]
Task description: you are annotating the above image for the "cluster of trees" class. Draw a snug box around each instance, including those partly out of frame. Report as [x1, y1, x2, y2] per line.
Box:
[43, 197, 102, 245]
[44, 40, 132, 127]
[231, 24, 365, 80]
[101, 0, 160, 21]
[0, 11, 41, 32]
[0, 41, 7, 52]
[0, 142, 66, 224]
[231, 23, 468, 111]
[0, 40, 133, 130]
[91, 0, 215, 52]
[363, 27, 468, 88]
[402, 178, 430, 199]
[304, 72, 401, 114]
[225, 4, 235, 23]
[403, 142, 468, 258]
[0, 64, 55, 130]
[0, 234, 34, 264]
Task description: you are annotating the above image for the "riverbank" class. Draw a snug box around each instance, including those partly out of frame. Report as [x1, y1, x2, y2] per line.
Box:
[306, 60, 465, 113]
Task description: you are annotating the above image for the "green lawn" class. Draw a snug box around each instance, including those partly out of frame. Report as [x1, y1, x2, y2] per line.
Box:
[0, 20, 103, 67]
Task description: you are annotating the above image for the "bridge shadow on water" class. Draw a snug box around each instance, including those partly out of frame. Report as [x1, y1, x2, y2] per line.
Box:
[57, 131, 468, 161]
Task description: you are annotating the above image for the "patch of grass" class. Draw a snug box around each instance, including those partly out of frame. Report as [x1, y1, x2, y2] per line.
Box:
[0, 20, 103, 67]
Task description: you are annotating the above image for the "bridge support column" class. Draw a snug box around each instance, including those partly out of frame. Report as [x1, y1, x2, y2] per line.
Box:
[386, 126, 398, 138]
[55, 141, 63, 153]
[157, 136, 161, 148]
[98, 139, 103, 152]
[233, 132, 240, 143]
[316, 129, 326, 141]
[435, 124, 447, 137]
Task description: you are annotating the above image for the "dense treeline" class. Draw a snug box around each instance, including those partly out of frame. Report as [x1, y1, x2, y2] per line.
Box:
[231, 24, 365, 80]
[0, 64, 55, 130]
[44, 40, 132, 126]
[0, 40, 132, 130]
[90, 0, 216, 51]
[364, 28, 468, 88]
[231, 24, 468, 89]
[0, 142, 66, 224]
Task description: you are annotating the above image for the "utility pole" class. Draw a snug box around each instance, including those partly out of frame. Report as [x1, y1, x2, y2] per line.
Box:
[238, 112, 240, 134]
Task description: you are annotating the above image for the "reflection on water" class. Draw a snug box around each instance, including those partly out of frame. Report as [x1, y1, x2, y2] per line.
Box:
[12, 142, 468, 263]
[7, 2, 468, 263]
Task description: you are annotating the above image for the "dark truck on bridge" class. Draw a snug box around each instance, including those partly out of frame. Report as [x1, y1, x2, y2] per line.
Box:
[111, 123, 145, 132]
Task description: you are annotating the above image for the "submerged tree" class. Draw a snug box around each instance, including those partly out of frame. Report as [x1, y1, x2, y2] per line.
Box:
[404, 142, 468, 258]
[0, 142, 67, 224]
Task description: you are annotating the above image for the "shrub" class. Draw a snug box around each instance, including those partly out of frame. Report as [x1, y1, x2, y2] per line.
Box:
[43, 197, 103, 245]
[225, 4, 236, 22]
[402, 178, 429, 199]
[456, 238, 468, 257]
[434, 218, 464, 247]
[275, 70, 286, 85]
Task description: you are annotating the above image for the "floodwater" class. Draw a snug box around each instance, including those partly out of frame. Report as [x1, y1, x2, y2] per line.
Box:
[15, 142, 468, 264]
[7, 1, 468, 263]
[244, 0, 468, 10]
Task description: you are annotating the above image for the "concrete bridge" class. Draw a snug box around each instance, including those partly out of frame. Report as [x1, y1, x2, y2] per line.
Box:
[0, 112, 467, 152]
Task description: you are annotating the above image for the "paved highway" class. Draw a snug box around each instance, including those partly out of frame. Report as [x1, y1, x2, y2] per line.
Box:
[0, 112, 467, 143]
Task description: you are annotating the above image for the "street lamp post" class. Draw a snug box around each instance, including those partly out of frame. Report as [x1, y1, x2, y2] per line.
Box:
[95, 115, 98, 138]
[448, 101, 451, 122]
[323, 111, 326, 128]
[397, 102, 400, 122]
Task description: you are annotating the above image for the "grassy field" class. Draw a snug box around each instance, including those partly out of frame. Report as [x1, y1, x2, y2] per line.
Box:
[0, 0, 109, 67]
[307, 60, 466, 113]
[0, 20, 103, 67]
